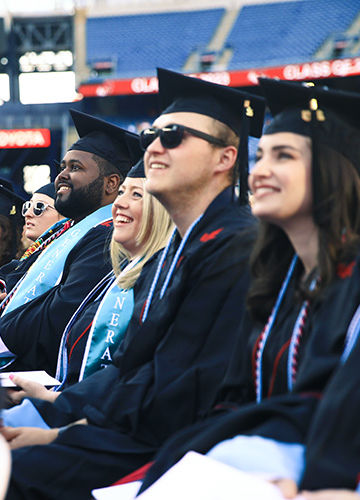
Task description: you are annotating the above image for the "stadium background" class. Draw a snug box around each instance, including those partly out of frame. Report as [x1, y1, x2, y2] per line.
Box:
[0, 0, 358, 197]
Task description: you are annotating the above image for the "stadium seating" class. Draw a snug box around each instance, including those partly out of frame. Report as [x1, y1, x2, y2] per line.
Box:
[227, 0, 360, 69]
[86, 9, 224, 76]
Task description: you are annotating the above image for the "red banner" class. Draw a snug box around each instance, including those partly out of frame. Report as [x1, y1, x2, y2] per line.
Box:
[79, 57, 360, 98]
[0, 129, 51, 149]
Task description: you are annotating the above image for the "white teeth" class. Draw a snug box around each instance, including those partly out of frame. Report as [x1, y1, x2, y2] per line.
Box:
[151, 163, 167, 169]
[255, 187, 276, 195]
[58, 186, 70, 193]
[116, 216, 132, 223]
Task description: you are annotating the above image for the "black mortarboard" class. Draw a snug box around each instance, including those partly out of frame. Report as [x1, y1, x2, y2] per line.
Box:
[0, 178, 26, 218]
[157, 68, 266, 205]
[0, 178, 26, 260]
[259, 78, 360, 172]
[157, 68, 265, 138]
[34, 182, 56, 200]
[127, 159, 145, 178]
[68, 109, 143, 178]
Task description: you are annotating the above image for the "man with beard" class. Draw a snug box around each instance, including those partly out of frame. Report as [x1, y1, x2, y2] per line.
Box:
[0, 69, 264, 499]
[0, 109, 141, 375]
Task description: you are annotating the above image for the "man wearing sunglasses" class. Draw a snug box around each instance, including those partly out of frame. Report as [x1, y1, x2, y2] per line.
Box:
[0, 69, 266, 499]
[0, 110, 141, 376]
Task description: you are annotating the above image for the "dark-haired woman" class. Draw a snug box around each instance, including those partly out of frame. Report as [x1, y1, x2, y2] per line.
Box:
[0, 183, 66, 299]
[137, 80, 360, 493]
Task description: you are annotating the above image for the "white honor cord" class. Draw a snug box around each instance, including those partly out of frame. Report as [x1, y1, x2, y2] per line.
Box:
[141, 213, 204, 323]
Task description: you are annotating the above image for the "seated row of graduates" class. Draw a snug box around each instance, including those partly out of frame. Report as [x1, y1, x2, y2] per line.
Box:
[1, 68, 360, 498]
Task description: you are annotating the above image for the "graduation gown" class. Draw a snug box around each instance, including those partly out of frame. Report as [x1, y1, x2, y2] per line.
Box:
[0, 253, 40, 294]
[7, 187, 256, 499]
[139, 254, 360, 492]
[300, 324, 360, 491]
[57, 267, 134, 389]
[58, 283, 112, 388]
[0, 221, 113, 375]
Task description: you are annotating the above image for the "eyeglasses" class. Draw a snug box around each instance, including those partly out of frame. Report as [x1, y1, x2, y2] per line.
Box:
[22, 200, 55, 217]
[140, 123, 228, 151]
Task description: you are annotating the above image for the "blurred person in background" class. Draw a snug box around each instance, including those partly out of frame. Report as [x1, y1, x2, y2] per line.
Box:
[0, 180, 25, 269]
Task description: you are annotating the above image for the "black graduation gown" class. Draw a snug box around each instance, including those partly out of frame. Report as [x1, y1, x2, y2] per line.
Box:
[59, 265, 130, 389]
[0, 221, 113, 375]
[300, 326, 360, 491]
[0, 253, 40, 294]
[139, 255, 360, 493]
[7, 187, 256, 499]
[59, 287, 110, 389]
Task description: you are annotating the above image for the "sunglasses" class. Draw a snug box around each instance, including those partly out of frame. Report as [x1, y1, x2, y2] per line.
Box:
[22, 200, 55, 217]
[140, 123, 228, 151]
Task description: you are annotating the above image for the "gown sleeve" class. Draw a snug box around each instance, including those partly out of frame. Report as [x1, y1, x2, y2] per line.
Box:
[0, 223, 113, 375]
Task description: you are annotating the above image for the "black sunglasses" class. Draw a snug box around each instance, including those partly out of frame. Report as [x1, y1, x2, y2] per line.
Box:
[140, 123, 228, 151]
[22, 200, 55, 217]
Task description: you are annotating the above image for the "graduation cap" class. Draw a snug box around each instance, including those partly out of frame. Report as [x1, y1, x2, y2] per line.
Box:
[156, 68, 266, 204]
[127, 158, 145, 178]
[0, 178, 26, 218]
[259, 78, 360, 172]
[0, 178, 27, 261]
[68, 109, 143, 178]
[34, 182, 56, 200]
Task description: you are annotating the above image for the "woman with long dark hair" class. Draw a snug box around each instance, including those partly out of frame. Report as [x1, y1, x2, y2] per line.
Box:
[137, 79, 360, 493]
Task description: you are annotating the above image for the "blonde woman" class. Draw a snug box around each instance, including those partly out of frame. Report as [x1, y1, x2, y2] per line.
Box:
[6, 160, 173, 407]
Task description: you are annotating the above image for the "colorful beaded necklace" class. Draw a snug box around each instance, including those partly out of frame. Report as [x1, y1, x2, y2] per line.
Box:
[19, 219, 73, 262]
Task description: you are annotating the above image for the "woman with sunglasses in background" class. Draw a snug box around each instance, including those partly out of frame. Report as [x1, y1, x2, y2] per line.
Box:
[0, 183, 66, 301]
[22, 183, 64, 244]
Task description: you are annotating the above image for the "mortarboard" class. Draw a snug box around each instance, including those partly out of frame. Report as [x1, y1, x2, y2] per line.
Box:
[68, 109, 143, 178]
[157, 68, 265, 138]
[0, 178, 27, 260]
[259, 78, 360, 172]
[156, 68, 266, 204]
[34, 182, 56, 200]
[127, 158, 145, 178]
[0, 178, 26, 218]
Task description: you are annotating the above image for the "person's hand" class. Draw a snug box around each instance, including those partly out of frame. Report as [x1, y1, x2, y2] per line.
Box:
[301, 490, 360, 499]
[272, 479, 298, 498]
[0, 291, 7, 301]
[0, 426, 59, 449]
[6, 374, 60, 405]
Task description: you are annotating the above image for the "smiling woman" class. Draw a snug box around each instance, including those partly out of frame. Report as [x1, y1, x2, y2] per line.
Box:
[22, 183, 64, 242]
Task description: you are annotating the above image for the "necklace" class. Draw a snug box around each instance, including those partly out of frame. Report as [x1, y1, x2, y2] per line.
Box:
[19, 219, 73, 262]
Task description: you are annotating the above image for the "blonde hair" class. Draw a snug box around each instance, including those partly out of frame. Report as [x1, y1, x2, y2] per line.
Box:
[110, 178, 174, 290]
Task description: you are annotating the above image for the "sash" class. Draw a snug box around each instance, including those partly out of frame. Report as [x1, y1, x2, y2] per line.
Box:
[1, 204, 113, 316]
[55, 258, 138, 388]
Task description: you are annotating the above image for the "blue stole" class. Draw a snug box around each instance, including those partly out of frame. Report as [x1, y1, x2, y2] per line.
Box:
[55, 259, 138, 387]
[1, 204, 113, 316]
